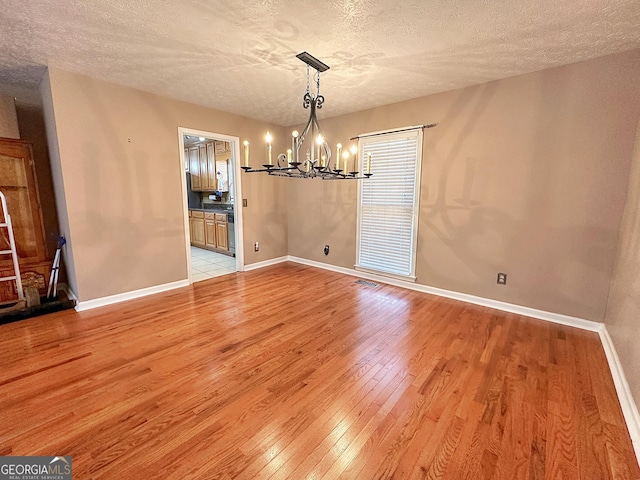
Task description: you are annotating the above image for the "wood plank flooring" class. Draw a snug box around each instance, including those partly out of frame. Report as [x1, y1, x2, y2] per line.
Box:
[0, 263, 638, 479]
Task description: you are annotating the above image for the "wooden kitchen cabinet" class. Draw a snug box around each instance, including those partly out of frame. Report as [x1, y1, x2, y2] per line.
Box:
[205, 221, 215, 247]
[204, 212, 216, 248]
[188, 141, 228, 192]
[189, 211, 205, 247]
[204, 143, 217, 191]
[189, 144, 217, 192]
[198, 145, 208, 191]
[191, 219, 205, 246]
[188, 147, 201, 190]
[214, 213, 228, 251]
[214, 140, 230, 155]
[191, 210, 228, 252]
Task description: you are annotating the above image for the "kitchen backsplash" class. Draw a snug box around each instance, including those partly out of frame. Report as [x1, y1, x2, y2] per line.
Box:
[201, 191, 231, 205]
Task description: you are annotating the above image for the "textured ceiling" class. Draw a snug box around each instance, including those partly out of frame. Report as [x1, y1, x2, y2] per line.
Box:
[0, 0, 639, 126]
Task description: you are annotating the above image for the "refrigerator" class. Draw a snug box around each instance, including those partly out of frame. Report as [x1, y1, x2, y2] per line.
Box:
[185, 173, 201, 209]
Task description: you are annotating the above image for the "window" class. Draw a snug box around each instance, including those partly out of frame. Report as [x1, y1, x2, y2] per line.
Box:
[356, 127, 423, 281]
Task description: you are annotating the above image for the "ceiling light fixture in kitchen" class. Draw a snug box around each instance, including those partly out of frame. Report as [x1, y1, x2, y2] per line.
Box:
[241, 52, 372, 180]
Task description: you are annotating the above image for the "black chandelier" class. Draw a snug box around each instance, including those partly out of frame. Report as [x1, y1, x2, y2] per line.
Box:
[241, 52, 372, 180]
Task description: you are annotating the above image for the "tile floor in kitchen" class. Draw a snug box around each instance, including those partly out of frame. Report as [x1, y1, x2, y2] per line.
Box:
[190, 246, 236, 282]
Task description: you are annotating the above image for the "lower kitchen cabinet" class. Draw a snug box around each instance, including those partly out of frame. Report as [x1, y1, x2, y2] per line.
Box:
[189, 210, 228, 252]
[215, 214, 228, 250]
[189, 211, 205, 247]
[205, 219, 216, 248]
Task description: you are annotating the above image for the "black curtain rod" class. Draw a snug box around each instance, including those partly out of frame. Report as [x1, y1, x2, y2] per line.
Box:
[350, 123, 438, 141]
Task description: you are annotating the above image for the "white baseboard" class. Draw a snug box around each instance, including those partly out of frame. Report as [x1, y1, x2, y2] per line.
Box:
[243, 256, 288, 271]
[75, 279, 189, 312]
[599, 326, 640, 461]
[286, 256, 601, 331]
[74, 254, 290, 311]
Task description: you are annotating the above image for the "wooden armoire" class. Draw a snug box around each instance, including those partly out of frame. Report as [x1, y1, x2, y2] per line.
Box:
[0, 138, 51, 303]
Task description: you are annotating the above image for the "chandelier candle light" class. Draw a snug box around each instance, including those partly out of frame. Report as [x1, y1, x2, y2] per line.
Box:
[241, 52, 372, 180]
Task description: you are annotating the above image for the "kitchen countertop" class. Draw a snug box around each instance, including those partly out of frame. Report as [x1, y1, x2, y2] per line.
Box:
[189, 205, 234, 212]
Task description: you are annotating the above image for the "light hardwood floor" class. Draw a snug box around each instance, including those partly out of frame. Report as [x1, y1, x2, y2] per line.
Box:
[0, 263, 638, 479]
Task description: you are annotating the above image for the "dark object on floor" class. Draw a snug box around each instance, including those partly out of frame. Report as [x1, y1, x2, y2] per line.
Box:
[0, 291, 75, 326]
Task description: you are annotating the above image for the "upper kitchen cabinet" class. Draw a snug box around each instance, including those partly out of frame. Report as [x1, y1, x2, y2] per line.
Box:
[204, 143, 217, 191]
[187, 141, 231, 193]
[188, 146, 201, 190]
[198, 145, 208, 191]
[214, 140, 230, 157]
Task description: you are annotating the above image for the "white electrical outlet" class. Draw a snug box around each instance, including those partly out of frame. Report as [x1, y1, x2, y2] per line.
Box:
[254, 242, 259, 252]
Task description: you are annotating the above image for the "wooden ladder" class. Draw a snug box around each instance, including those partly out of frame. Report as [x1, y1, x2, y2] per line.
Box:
[0, 191, 24, 303]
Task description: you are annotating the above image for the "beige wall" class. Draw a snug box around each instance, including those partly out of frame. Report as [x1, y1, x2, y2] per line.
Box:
[41, 67, 288, 302]
[604, 116, 640, 411]
[0, 93, 19, 139]
[37, 51, 640, 317]
[40, 71, 78, 295]
[288, 50, 640, 321]
[16, 103, 61, 258]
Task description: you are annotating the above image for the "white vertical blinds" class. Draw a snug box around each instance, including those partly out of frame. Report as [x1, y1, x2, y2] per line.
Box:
[356, 129, 422, 279]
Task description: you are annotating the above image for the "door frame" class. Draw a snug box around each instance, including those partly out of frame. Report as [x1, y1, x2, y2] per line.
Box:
[177, 127, 245, 283]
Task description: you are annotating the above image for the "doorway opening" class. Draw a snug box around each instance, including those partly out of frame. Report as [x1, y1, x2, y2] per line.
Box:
[177, 127, 244, 283]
